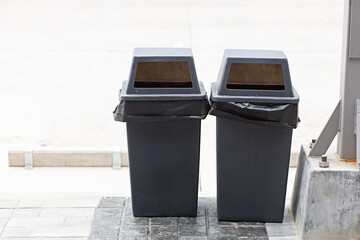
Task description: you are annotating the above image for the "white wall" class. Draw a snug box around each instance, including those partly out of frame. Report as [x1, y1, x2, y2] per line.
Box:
[0, 0, 343, 158]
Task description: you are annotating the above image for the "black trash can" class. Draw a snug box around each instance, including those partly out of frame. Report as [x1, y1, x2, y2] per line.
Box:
[114, 48, 210, 217]
[210, 49, 299, 223]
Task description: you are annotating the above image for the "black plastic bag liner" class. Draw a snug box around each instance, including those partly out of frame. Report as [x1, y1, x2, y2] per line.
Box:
[209, 100, 299, 128]
[114, 99, 210, 122]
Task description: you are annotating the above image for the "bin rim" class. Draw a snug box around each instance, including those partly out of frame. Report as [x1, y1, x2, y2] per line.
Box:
[210, 82, 299, 104]
[120, 80, 208, 101]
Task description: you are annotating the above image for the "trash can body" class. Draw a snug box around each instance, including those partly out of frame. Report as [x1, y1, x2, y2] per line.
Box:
[210, 49, 299, 222]
[113, 48, 210, 217]
[127, 119, 201, 217]
[216, 117, 293, 222]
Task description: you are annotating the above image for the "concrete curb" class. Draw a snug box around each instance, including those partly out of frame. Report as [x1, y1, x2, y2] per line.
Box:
[9, 147, 298, 168]
[8, 147, 128, 168]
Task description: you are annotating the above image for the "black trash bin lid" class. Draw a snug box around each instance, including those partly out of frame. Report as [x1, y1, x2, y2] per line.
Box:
[114, 48, 210, 122]
[212, 49, 299, 103]
[121, 48, 207, 101]
[209, 49, 299, 128]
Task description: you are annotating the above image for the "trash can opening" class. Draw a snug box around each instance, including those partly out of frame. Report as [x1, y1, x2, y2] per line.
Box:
[134, 61, 193, 88]
[226, 63, 285, 90]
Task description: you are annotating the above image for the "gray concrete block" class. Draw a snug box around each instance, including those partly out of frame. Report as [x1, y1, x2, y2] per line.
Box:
[292, 145, 360, 239]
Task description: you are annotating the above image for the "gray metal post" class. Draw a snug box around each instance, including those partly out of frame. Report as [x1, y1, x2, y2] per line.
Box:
[293, 1, 360, 238]
[355, 99, 360, 167]
[337, 0, 360, 160]
[310, 0, 360, 158]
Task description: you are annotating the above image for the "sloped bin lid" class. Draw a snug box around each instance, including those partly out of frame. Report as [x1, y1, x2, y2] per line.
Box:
[210, 49, 299, 128]
[114, 48, 210, 122]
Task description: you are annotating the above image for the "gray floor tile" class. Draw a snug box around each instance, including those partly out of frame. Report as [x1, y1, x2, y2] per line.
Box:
[149, 236, 177, 240]
[206, 204, 217, 217]
[178, 225, 207, 237]
[87, 197, 297, 239]
[197, 206, 206, 216]
[92, 219, 121, 228]
[92, 218, 121, 228]
[209, 226, 239, 237]
[99, 197, 125, 209]
[266, 223, 296, 237]
[268, 237, 298, 240]
[124, 198, 132, 205]
[236, 222, 265, 227]
[178, 236, 208, 240]
[245, 237, 269, 240]
[90, 225, 120, 238]
[96, 207, 123, 217]
[123, 216, 149, 226]
[150, 225, 177, 237]
[178, 237, 207, 240]
[205, 198, 216, 205]
[207, 236, 239, 240]
[150, 217, 177, 226]
[124, 205, 134, 216]
[236, 226, 268, 238]
[89, 238, 118, 240]
[119, 237, 149, 240]
[179, 216, 206, 226]
[91, 223, 120, 230]
[208, 217, 236, 227]
[119, 226, 149, 237]
[198, 198, 206, 206]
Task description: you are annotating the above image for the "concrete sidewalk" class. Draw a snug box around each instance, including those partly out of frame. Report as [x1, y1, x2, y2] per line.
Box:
[0, 147, 297, 200]
[0, 145, 298, 238]
[0, 197, 298, 239]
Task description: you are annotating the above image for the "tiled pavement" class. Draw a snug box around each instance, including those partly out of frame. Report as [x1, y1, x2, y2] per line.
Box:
[0, 197, 298, 239]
